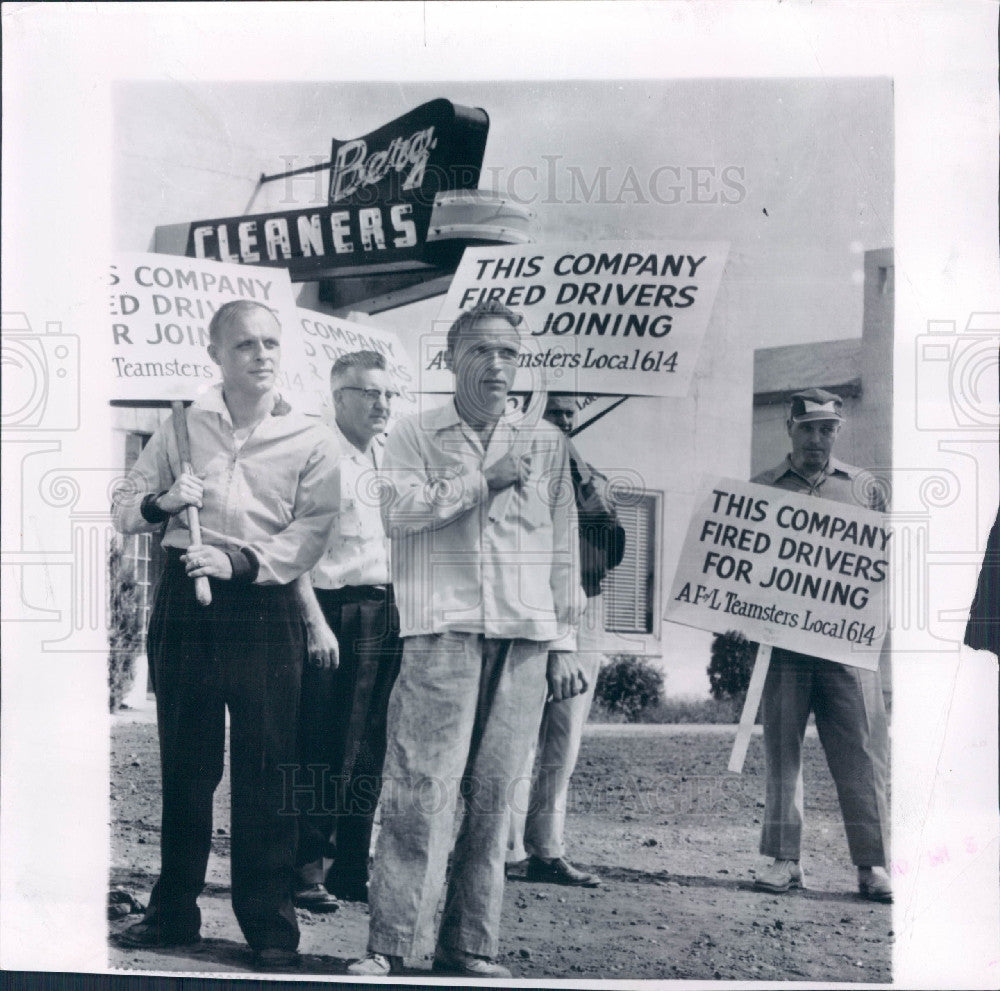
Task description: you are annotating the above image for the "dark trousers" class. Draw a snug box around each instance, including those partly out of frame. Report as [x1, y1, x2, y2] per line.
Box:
[760, 648, 890, 867]
[294, 585, 402, 895]
[143, 551, 303, 951]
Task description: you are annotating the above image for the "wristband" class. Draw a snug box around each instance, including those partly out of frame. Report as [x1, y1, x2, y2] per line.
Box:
[225, 547, 260, 583]
[140, 491, 171, 524]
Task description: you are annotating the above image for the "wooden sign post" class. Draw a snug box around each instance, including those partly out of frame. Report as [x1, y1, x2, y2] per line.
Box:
[491, 388, 548, 525]
[170, 400, 211, 607]
[727, 643, 772, 773]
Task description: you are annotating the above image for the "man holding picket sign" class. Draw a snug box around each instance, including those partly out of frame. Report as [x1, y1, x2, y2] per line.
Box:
[112, 299, 339, 968]
[751, 388, 892, 903]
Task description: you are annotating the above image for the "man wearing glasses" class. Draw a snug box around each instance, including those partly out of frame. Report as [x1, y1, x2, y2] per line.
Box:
[348, 301, 585, 978]
[292, 351, 404, 909]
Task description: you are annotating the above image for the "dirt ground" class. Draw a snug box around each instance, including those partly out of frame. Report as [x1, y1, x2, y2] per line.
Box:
[108, 714, 891, 982]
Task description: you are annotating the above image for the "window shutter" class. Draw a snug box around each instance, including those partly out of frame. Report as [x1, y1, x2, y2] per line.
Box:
[604, 493, 655, 634]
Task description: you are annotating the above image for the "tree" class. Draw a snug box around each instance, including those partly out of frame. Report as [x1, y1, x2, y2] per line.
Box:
[594, 654, 664, 721]
[707, 630, 758, 706]
[108, 540, 143, 711]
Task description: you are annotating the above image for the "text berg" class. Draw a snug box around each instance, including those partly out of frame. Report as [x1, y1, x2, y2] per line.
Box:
[330, 127, 437, 202]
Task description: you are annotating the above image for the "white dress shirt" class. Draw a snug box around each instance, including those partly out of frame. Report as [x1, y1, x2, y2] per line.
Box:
[311, 420, 391, 590]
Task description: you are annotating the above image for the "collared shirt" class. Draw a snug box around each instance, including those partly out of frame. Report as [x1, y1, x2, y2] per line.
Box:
[311, 420, 390, 590]
[112, 384, 340, 585]
[752, 455, 887, 512]
[381, 400, 584, 647]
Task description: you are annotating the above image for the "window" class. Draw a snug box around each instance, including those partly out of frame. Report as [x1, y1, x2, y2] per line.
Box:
[126, 531, 154, 650]
[603, 491, 658, 635]
[124, 432, 165, 649]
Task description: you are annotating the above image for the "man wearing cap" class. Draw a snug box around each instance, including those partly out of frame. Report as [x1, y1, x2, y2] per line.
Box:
[347, 301, 585, 978]
[506, 393, 625, 888]
[750, 387, 892, 903]
[112, 299, 339, 968]
[292, 350, 404, 910]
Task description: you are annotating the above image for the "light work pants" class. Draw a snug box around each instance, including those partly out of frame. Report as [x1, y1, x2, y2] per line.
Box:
[367, 632, 549, 960]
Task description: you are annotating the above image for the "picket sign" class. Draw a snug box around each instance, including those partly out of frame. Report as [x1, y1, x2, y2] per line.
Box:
[111, 254, 306, 604]
[727, 643, 773, 774]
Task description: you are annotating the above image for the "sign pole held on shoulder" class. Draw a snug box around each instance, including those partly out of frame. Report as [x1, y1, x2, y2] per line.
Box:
[490, 389, 548, 525]
[727, 643, 772, 774]
[170, 401, 212, 608]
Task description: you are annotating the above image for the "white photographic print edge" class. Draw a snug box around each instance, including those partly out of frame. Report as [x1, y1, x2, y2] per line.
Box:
[2, 3, 998, 988]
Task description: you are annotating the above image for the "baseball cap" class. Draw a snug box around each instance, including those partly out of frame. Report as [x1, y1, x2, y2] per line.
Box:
[788, 388, 844, 422]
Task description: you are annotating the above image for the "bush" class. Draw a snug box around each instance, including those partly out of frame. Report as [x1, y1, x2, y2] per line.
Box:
[707, 630, 759, 708]
[108, 540, 143, 712]
[637, 695, 742, 724]
[587, 698, 629, 724]
[594, 654, 664, 722]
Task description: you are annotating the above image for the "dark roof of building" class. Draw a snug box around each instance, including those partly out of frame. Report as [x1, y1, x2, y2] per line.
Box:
[753, 338, 862, 406]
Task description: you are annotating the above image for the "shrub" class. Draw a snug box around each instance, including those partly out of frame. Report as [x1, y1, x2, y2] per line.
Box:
[587, 698, 629, 724]
[594, 654, 664, 722]
[108, 540, 143, 712]
[637, 695, 742, 724]
[707, 629, 759, 710]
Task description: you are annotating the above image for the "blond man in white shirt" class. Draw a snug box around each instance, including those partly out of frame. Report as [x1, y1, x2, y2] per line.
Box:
[348, 301, 586, 979]
[293, 350, 404, 910]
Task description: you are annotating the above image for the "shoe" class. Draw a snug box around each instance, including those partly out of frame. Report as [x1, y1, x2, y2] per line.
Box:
[525, 855, 600, 887]
[347, 952, 403, 976]
[505, 858, 529, 880]
[293, 883, 340, 912]
[753, 859, 805, 893]
[251, 947, 300, 970]
[858, 866, 893, 903]
[432, 948, 512, 978]
[116, 919, 201, 948]
[329, 883, 367, 903]
[326, 877, 368, 903]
